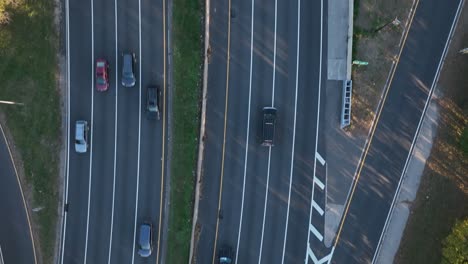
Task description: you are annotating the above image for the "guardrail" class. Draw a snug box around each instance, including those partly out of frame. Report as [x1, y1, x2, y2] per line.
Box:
[341, 80, 352, 128]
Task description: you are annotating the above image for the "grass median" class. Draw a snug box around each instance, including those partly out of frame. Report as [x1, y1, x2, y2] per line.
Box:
[0, 0, 60, 262]
[167, 0, 203, 263]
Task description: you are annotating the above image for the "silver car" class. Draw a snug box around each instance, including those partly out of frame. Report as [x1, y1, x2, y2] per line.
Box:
[121, 53, 136, 87]
[138, 222, 153, 258]
[75, 120, 89, 153]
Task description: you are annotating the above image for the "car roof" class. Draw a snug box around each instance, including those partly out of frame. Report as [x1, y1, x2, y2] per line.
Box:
[139, 224, 151, 249]
[75, 121, 85, 140]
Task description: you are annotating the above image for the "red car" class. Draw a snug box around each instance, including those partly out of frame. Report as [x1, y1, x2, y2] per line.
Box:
[95, 59, 109, 91]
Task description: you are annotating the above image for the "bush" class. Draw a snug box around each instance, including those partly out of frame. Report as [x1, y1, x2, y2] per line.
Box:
[459, 126, 468, 156]
[441, 218, 468, 264]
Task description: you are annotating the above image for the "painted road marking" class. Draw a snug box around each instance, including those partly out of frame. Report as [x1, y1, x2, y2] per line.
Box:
[309, 224, 323, 242]
[305, 0, 324, 262]
[211, 0, 232, 262]
[130, 0, 143, 262]
[83, 0, 96, 260]
[235, 0, 255, 261]
[307, 246, 332, 264]
[371, 0, 465, 263]
[316, 152, 325, 166]
[257, 0, 278, 261]
[280, 0, 302, 262]
[156, 0, 167, 262]
[106, 0, 119, 262]
[314, 176, 325, 190]
[60, 0, 71, 262]
[312, 200, 324, 216]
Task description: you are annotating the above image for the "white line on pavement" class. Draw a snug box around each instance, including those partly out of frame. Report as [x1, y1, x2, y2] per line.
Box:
[60, 0, 71, 262]
[83, 0, 96, 262]
[305, 0, 323, 262]
[371, 0, 465, 262]
[310, 223, 323, 242]
[316, 152, 325, 165]
[235, 0, 255, 261]
[106, 0, 119, 262]
[0, 245, 4, 264]
[257, 0, 278, 262]
[131, 0, 143, 262]
[281, 0, 302, 262]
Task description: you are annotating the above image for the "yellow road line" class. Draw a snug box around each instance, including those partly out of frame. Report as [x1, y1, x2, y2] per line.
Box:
[211, 0, 232, 263]
[333, 0, 421, 248]
[0, 123, 38, 264]
[156, 0, 166, 262]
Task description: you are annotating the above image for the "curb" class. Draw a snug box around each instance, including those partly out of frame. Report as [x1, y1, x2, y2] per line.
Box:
[188, 0, 210, 262]
[346, 0, 354, 80]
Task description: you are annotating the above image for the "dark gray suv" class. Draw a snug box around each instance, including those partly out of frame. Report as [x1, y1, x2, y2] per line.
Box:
[146, 86, 161, 120]
[121, 53, 136, 87]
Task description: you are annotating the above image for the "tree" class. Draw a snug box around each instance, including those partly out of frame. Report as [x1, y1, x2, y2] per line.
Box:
[0, 0, 20, 25]
[441, 218, 468, 264]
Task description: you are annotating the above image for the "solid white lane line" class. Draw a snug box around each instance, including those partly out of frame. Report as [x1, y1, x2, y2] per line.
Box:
[305, 0, 324, 262]
[83, 0, 95, 261]
[0, 245, 4, 264]
[60, 0, 71, 262]
[258, 147, 272, 264]
[280, 0, 301, 262]
[235, 0, 255, 261]
[130, 0, 143, 262]
[258, 0, 278, 262]
[106, 0, 119, 262]
[371, 1, 465, 262]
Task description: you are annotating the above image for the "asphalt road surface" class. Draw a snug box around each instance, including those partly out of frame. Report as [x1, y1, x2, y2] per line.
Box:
[59, 0, 168, 263]
[329, 0, 464, 263]
[0, 125, 36, 264]
[195, 0, 326, 263]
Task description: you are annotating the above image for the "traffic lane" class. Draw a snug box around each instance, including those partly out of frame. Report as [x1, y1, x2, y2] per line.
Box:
[62, 0, 93, 262]
[136, 0, 164, 262]
[109, 0, 141, 262]
[0, 129, 35, 264]
[331, 0, 461, 262]
[84, 0, 117, 261]
[260, 0, 299, 261]
[215, 0, 254, 260]
[194, 0, 229, 262]
[283, 0, 323, 261]
[235, 0, 275, 261]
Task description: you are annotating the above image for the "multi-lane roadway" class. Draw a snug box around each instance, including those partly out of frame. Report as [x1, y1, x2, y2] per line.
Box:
[194, 0, 464, 263]
[195, 0, 326, 263]
[59, 0, 167, 263]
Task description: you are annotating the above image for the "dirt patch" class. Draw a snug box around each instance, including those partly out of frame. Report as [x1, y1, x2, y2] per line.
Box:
[349, 0, 414, 136]
[395, 2, 468, 263]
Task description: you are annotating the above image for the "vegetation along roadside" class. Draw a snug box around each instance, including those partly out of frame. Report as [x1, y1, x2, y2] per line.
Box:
[167, 0, 203, 263]
[0, 0, 61, 262]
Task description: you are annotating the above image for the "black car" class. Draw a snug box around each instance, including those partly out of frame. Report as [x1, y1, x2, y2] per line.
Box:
[218, 245, 233, 264]
[121, 53, 136, 87]
[262, 107, 277, 146]
[146, 86, 161, 120]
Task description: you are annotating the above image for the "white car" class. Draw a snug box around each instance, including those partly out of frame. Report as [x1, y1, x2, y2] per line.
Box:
[75, 120, 89, 153]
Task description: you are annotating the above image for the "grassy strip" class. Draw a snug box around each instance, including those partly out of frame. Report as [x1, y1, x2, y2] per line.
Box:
[0, 0, 60, 263]
[167, 0, 203, 263]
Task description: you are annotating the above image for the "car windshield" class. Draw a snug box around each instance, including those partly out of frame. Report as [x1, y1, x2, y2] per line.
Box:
[96, 76, 106, 85]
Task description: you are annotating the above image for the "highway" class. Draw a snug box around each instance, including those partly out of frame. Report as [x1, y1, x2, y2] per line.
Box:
[195, 0, 326, 263]
[329, 0, 464, 263]
[59, 0, 167, 263]
[0, 125, 36, 264]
